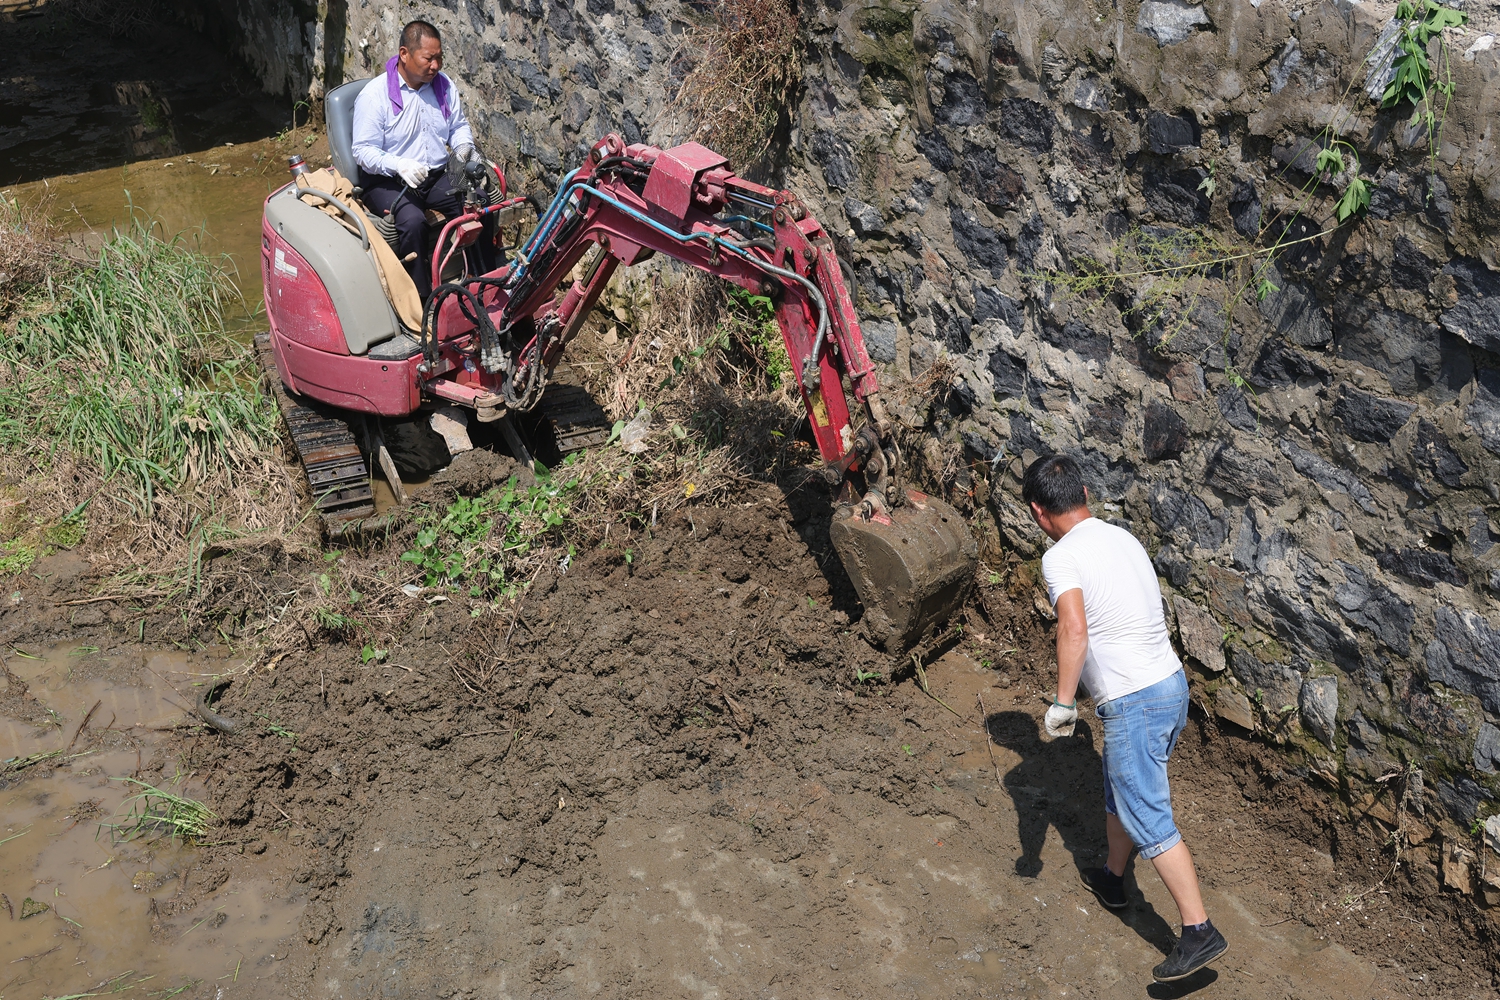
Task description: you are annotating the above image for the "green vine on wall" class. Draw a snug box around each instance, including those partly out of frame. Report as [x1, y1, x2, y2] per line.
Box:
[1035, 1, 1467, 396]
[1380, 0, 1468, 169]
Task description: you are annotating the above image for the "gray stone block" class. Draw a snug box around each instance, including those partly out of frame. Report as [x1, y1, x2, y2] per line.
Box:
[1473, 721, 1500, 775]
[862, 318, 897, 364]
[1143, 402, 1189, 462]
[1376, 548, 1467, 588]
[1228, 647, 1301, 714]
[1258, 273, 1331, 348]
[1299, 675, 1339, 749]
[1145, 112, 1198, 154]
[844, 198, 887, 238]
[1279, 440, 1377, 514]
[999, 98, 1054, 153]
[1331, 384, 1414, 443]
[1206, 445, 1286, 503]
[1334, 306, 1440, 396]
[1215, 685, 1254, 729]
[1468, 371, 1500, 456]
[1149, 482, 1226, 550]
[1264, 589, 1361, 671]
[1173, 595, 1225, 672]
[1439, 257, 1500, 355]
[1136, 0, 1211, 45]
[1427, 607, 1500, 714]
[1411, 418, 1468, 488]
[960, 142, 1026, 213]
[1334, 562, 1415, 656]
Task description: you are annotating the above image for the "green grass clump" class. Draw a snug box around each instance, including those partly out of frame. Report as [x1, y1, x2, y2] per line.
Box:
[402, 460, 582, 597]
[102, 777, 216, 844]
[0, 217, 278, 509]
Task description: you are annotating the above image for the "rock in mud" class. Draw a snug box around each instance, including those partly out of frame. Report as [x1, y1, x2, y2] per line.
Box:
[1474, 722, 1500, 775]
[1215, 685, 1254, 730]
[1440, 840, 1476, 894]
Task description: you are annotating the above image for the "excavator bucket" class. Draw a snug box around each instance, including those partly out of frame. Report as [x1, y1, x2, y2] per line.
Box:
[829, 489, 979, 651]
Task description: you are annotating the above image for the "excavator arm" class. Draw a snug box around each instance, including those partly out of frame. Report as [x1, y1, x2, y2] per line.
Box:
[422, 133, 974, 648]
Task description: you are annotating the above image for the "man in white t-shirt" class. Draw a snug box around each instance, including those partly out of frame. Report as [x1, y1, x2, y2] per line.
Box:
[1024, 454, 1228, 983]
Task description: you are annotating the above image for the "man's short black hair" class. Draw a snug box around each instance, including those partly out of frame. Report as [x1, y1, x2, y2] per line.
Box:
[400, 20, 441, 51]
[1022, 454, 1088, 514]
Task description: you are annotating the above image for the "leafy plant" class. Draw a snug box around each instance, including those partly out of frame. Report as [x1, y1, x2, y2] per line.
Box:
[721, 286, 790, 386]
[1381, 0, 1467, 167]
[1196, 159, 1218, 200]
[400, 460, 581, 597]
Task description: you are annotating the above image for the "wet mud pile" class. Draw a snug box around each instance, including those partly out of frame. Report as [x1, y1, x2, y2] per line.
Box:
[149, 487, 1498, 998]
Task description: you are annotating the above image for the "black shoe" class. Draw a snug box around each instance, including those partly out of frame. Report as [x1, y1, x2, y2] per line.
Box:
[1078, 867, 1127, 909]
[1152, 924, 1228, 982]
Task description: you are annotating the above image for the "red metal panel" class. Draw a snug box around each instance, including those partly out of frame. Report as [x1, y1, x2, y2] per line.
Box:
[641, 142, 728, 222]
[261, 220, 349, 356]
[271, 331, 422, 416]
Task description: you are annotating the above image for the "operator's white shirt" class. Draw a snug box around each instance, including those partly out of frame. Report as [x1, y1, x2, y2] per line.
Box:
[351, 72, 474, 177]
[1041, 516, 1182, 703]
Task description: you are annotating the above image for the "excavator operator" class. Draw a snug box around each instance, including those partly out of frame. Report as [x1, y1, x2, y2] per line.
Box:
[351, 18, 497, 298]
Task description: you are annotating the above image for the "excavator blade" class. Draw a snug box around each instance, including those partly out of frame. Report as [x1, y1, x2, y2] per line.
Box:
[829, 489, 979, 651]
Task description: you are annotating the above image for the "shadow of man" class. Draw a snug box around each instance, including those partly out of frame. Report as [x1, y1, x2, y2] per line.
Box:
[986, 709, 1180, 958]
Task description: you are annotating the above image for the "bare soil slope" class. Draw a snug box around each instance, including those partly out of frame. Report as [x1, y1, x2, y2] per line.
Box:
[164, 487, 1499, 999]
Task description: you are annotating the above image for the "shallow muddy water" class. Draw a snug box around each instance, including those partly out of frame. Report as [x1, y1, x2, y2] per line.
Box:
[1, 645, 303, 1000]
[1, 3, 318, 334]
[8, 145, 300, 335]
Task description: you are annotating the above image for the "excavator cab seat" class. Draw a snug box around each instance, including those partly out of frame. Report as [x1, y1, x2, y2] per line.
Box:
[325, 77, 373, 191]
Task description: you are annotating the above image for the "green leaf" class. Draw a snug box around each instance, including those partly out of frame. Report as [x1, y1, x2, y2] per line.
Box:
[1314, 147, 1345, 177]
[1256, 278, 1280, 302]
[1334, 175, 1370, 222]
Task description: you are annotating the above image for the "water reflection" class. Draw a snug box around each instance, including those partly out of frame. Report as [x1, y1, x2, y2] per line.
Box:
[0, 2, 287, 186]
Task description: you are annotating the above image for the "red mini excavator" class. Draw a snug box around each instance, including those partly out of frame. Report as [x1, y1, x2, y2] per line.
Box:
[259, 129, 975, 649]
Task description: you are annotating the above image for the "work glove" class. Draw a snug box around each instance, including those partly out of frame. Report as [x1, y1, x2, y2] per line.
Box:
[1044, 700, 1078, 738]
[393, 157, 430, 189]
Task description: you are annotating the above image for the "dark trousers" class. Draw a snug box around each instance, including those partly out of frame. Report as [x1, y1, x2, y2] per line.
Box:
[363, 173, 497, 299]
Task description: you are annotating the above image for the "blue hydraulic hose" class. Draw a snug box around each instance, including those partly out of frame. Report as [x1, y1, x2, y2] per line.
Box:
[509, 178, 831, 388]
[516, 168, 581, 266]
[721, 214, 775, 235]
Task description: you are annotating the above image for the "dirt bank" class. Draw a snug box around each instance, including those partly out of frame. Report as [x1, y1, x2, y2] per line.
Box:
[5, 483, 1484, 998]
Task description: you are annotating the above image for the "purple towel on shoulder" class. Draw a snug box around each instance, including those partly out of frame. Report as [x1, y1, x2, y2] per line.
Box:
[385, 56, 451, 120]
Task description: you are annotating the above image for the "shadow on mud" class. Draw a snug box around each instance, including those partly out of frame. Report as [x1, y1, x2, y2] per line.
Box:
[985, 710, 1182, 960]
[1147, 968, 1219, 997]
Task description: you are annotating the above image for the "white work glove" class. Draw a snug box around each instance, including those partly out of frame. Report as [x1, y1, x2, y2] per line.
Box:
[1044, 700, 1078, 738]
[393, 158, 429, 189]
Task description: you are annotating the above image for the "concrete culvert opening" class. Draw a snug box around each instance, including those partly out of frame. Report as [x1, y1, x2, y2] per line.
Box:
[2, 0, 1499, 996]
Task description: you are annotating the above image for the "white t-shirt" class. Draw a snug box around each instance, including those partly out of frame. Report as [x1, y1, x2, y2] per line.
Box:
[1040, 517, 1182, 703]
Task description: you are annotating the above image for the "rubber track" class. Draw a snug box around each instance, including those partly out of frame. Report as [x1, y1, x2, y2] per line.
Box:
[255, 333, 375, 525]
[537, 367, 610, 455]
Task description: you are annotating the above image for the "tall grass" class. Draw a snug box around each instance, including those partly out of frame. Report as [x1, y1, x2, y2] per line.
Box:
[0, 217, 279, 510]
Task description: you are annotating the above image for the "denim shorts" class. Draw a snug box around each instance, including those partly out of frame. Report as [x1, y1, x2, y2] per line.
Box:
[1096, 669, 1189, 860]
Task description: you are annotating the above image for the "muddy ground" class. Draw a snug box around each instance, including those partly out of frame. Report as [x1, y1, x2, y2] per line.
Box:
[3, 481, 1498, 999]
